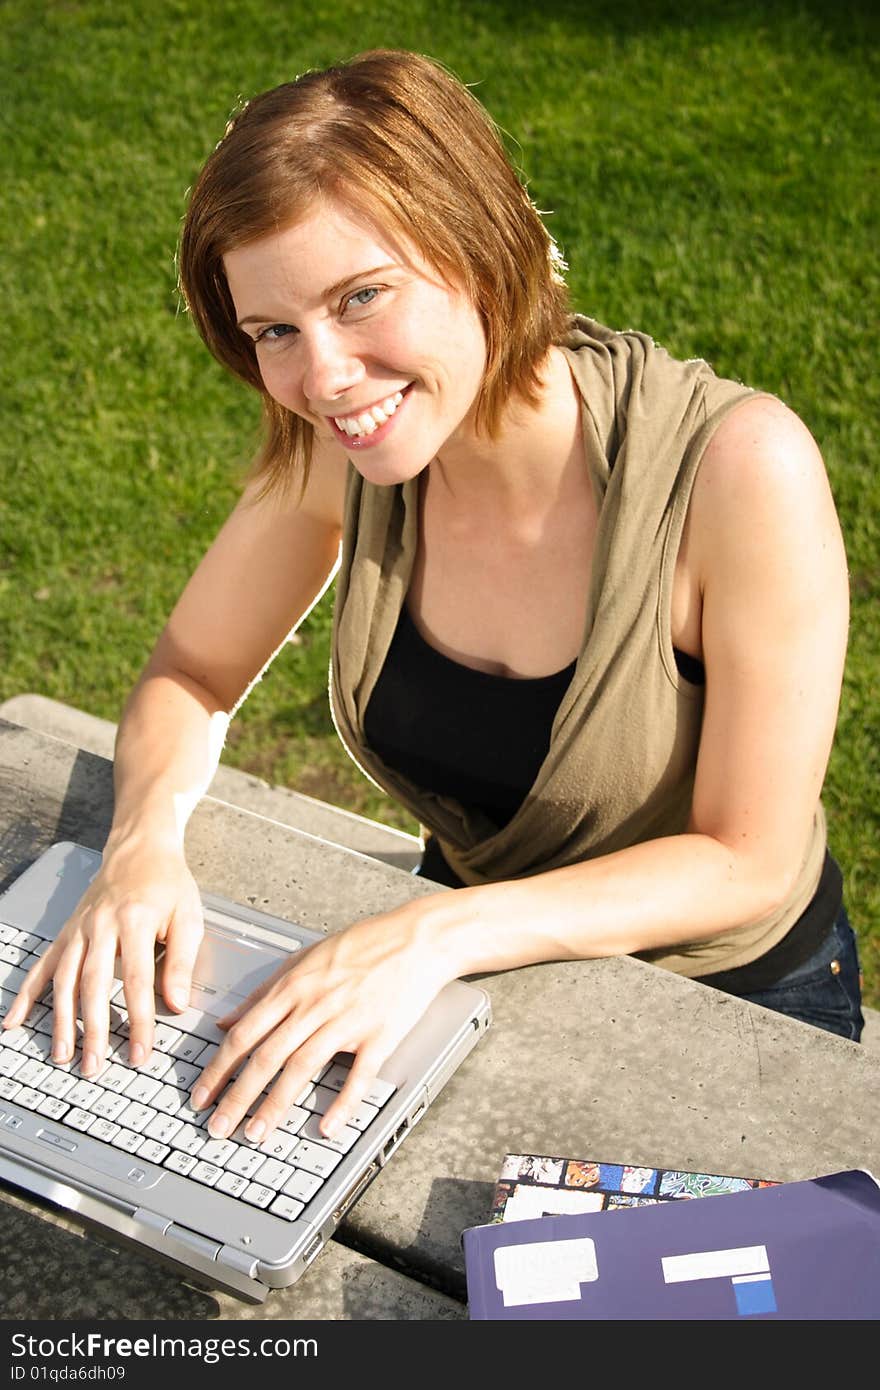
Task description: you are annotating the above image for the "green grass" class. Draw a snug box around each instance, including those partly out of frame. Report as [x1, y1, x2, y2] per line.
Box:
[1, 0, 877, 1003]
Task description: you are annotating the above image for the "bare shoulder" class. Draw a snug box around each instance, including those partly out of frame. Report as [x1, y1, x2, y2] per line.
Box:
[238, 432, 349, 530]
[298, 433, 350, 527]
[689, 394, 845, 566]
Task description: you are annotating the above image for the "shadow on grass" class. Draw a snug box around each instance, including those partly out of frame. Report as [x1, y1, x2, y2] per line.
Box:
[471, 0, 879, 51]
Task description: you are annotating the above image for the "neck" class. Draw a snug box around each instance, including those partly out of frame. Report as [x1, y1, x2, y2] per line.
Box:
[429, 347, 584, 519]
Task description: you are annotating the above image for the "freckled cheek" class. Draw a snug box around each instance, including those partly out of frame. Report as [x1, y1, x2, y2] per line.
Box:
[257, 356, 310, 415]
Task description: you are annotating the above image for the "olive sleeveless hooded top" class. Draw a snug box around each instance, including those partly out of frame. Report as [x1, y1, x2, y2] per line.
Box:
[329, 316, 827, 977]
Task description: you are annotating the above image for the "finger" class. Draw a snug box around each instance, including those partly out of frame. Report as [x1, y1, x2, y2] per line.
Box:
[160, 905, 204, 1014]
[320, 1043, 385, 1139]
[203, 1005, 322, 1141]
[77, 932, 123, 1072]
[3, 946, 59, 1030]
[192, 1002, 282, 1117]
[48, 940, 88, 1064]
[238, 1031, 336, 1146]
[117, 925, 160, 1067]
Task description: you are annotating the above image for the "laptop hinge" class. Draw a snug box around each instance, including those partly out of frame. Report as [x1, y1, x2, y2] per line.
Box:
[166, 1222, 222, 1263]
[131, 1211, 267, 1303]
[135, 1209, 260, 1282]
[135, 1208, 171, 1236]
[219, 1243, 262, 1280]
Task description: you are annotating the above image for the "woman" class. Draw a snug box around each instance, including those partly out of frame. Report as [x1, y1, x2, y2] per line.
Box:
[4, 49, 863, 1146]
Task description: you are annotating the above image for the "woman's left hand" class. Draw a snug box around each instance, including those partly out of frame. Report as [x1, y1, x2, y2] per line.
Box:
[191, 898, 457, 1142]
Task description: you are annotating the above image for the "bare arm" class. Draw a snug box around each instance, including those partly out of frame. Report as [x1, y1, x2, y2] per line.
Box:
[4, 439, 349, 1070]
[425, 395, 850, 970]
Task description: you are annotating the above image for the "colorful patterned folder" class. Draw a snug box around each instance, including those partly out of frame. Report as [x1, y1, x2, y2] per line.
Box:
[489, 1153, 778, 1224]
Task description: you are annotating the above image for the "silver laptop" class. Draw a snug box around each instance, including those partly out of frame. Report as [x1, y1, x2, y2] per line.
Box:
[0, 841, 491, 1303]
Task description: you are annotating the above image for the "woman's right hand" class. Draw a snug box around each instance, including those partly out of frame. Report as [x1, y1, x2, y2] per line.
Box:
[1, 835, 205, 1076]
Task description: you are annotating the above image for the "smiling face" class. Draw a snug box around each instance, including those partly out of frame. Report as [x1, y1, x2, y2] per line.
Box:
[222, 197, 489, 486]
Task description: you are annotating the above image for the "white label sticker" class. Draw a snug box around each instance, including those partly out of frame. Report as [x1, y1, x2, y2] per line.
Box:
[494, 1236, 598, 1307]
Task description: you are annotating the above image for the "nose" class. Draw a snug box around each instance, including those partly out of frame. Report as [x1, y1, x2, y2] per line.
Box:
[300, 324, 365, 407]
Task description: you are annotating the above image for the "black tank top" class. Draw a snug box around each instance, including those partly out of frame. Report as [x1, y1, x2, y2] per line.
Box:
[365, 605, 704, 830]
[363, 605, 839, 987]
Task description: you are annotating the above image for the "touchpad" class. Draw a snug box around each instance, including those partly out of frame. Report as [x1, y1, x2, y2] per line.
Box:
[186, 932, 294, 1018]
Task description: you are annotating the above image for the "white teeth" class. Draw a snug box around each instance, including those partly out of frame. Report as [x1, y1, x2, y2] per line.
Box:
[334, 389, 406, 437]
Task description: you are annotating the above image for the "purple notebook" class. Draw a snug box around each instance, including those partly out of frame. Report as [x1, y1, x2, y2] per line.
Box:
[463, 1168, 880, 1319]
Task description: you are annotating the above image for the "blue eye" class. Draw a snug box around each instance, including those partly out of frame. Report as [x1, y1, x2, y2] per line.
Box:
[346, 287, 380, 310]
[255, 323, 296, 344]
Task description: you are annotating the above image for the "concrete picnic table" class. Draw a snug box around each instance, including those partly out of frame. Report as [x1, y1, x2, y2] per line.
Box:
[1, 718, 878, 1321]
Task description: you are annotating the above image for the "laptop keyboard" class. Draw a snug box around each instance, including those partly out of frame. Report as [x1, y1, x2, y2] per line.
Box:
[0, 923, 395, 1223]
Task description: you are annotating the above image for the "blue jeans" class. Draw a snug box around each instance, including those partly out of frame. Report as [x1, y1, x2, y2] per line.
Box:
[731, 905, 865, 1042]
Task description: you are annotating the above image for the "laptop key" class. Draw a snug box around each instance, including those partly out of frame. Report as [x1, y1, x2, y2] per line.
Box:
[152, 1023, 182, 1052]
[168, 1124, 205, 1156]
[362, 1078, 396, 1108]
[0, 963, 27, 994]
[281, 1168, 323, 1203]
[152, 1084, 188, 1115]
[136, 1052, 174, 1082]
[299, 1116, 359, 1154]
[252, 1158, 294, 1191]
[347, 1100, 380, 1132]
[0, 1078, 23, 1101]
[110, 1127, 144, 1155]
[192, 1161, 222, 1187]
[88, 1118, 121, 1143]
[40, 1070, 77, 1099]
[16, 1059, 51, 1089]
[242, 1183, 275, 1209]
[291, 1139, 342, 1179]
[68, 1080, 103, 1108]
[63, 1107, 97, 1132]
[174, 1100, 213, 1129]
[216, 1170, 249, 1198]
[11, 931, 42, 953]
[0, 1050, 27, 1078]
[116, 1102, 156, 1134]
[302, 1084, 336, 1115]
[162, 1059, 200, 1092]
[125, 1074, 163, 1105]
[163, 1150, 198, 1177]
[144, 1113, 183, 1144]
[36, 1095, 70, 1121]
[90, 1092, 128, 1122]
[12, 1086, 43, 1110]
[0, 944, 29, 967]
[318, 1062, 351, 1092]
[278, 1105, 309, 1136]
[199, 1138, 236, 1166]
[269, 1194, 305, 1222]
[258, 1132, 297, 1162]
[137, 1139, 170, 1164]
[225, 1148, 266, 1180]
[167, 1035, 207, 1065]
[100, 1064, 137, 1095]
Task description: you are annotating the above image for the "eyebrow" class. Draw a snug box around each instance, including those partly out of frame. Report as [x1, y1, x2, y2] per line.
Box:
[236, 264, 399, 327]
